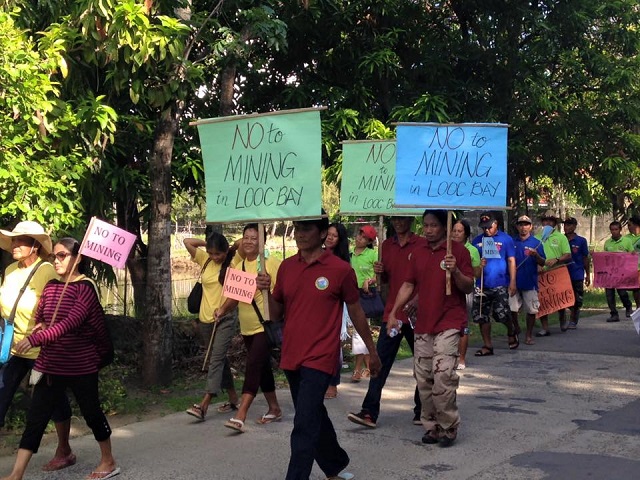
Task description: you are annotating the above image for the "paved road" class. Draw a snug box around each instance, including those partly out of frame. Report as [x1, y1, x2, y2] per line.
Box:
[1, 312, 639, 479]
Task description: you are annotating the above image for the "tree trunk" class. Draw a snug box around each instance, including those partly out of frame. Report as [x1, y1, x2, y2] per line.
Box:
[142, 100, 183, 386]
[117, 197, 148, 318]
[219, 64, 236, 116]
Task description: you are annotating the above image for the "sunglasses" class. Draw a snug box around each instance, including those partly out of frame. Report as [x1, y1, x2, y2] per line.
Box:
[53, 251, 74, 261]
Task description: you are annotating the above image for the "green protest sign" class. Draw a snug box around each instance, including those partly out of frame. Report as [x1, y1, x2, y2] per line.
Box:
[195, 108, 323, 223]
[340, 140, 423, 216]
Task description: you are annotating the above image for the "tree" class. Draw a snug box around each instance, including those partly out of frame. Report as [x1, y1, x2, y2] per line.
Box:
[0, 9, 116, 232]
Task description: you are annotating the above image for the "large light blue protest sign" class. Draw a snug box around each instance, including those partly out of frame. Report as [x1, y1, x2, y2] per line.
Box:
[395, 123, 508, 209]
[482, 237, 502, 259]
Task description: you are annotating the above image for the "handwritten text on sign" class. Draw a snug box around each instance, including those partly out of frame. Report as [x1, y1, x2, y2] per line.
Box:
[197, 110, 322, 222]
[395, 124, 508, 208]
[536, 266, 575, 318]
[340, 141, 423, 215]
[79, 217, 136, 269]
[592, 252, 640, 289]
[223, 268, 257, 303]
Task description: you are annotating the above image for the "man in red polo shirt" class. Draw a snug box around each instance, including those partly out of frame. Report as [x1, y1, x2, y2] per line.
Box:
[348, 216, 425, 429]
[257, 215, 380, 480]
[388, 210, 473, 447]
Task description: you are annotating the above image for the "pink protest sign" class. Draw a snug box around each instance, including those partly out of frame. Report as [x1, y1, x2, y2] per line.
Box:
[592, 252, 640, 289]
[223, 267, 257, 303]
[79, 217, 136, 269]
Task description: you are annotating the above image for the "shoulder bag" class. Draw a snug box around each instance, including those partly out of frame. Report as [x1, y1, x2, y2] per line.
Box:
[1, 260, 44, 365]
[243, 261, 283, 351]
[187, 258, 212, 314]
[359, 286, 385, 319]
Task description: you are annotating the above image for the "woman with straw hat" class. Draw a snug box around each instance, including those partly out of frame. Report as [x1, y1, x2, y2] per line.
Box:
[0, 221, 76, 472]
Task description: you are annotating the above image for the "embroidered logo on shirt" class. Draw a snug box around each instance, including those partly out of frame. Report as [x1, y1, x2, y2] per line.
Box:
[315, 277, 329, 290]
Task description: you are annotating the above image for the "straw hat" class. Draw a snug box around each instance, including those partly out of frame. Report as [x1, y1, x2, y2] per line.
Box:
[0, 221, 53, 255]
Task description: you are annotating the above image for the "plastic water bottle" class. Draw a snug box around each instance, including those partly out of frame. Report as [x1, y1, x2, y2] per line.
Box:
[389, 320, 403, 337]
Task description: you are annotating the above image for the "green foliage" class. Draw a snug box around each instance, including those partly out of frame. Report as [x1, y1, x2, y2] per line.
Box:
[0, 10, 117, 231]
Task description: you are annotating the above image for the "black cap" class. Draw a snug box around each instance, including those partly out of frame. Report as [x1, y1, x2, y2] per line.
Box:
[479, 212, 497, 229]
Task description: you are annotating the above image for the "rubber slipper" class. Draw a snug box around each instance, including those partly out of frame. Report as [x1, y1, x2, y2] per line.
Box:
[524, 338, 535, 345]
[256, 412, 283, 424]
[86, 467, 121, 479]
[327, 472, 355, 480]
[456, 364, 466, 370]
[224, 417, 245, 432]
[186, 404, 205, 421]
[42, 452, 77, 471]
[217, 401, 238, 413]
[508, 334, 519, 350]
[474, 346, 494, 356]
[535, 330, 551, 337]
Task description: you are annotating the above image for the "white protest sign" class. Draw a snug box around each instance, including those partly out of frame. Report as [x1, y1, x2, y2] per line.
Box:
[482, 237, 501, 259]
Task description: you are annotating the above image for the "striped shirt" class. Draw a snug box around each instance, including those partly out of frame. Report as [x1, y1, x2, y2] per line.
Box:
[28, 279, 113, 376]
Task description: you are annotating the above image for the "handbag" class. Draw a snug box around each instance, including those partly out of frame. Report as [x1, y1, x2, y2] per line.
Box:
[1, 260, 44, 365]
[243, 261, 283, 351]
[187, 258, 211, 314]
[359, 287, 385, 319]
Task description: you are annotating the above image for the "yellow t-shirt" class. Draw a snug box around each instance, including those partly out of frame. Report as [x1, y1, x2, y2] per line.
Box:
[194, 249, 226, 324]
[0, 260, 57, 359]
[231, 256, 281, 336]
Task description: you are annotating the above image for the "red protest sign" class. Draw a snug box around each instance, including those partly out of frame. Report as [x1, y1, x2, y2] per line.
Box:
[592, 252, 640, 289]
[537, 265, 575, 318]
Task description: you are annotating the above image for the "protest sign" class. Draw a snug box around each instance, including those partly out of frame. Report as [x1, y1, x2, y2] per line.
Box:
[195, 108, 323, 223]
[340, 140, 422, 216]
[79, 217, 136, 269]
[223, 267, 257, 303]
[592, 252, 640, 289]
[536, 265, 575, 318]
[395, 123, 508, 209]
[631, 309, 640, 335]
[482, 237, 501, 259]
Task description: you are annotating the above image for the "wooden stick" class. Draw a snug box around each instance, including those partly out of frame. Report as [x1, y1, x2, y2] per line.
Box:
[479, 268, 485, 315]
[446, 210, 452, 295]
[258, 222, 270, 321]
[202, 320, 219, 372]
[376, 215, 383, 287]
[190, 106, 328, 126]
[204, 214, 327, 225]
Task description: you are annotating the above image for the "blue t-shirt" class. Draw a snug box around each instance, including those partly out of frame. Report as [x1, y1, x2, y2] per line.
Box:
[513, 235, 545, 291]
[471, 230, 516, 289]
[566, 234, 589, 281]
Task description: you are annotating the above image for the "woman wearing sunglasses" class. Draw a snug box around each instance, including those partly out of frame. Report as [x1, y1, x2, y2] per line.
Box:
[1, 237, 118, 480]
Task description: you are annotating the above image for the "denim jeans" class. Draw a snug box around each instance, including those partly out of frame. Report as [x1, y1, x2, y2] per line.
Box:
[284, 367, 349, 480]
[361, 322, 421, 421]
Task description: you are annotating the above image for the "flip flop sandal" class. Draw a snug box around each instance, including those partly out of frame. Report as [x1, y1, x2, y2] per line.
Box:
[185, 404, 205, 421]
[86, 467, 121, 479]
[508, 334, 520, 350]
[524, 338, 535, 345]
[224, 417, 245, 433]
[256, 412, 283, 424]
[474, 346, 494, 356]
[216, 401, 238, 413]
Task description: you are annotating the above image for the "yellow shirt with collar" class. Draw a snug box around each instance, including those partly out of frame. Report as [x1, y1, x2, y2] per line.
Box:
[0, 260, 57, 359]
[231, 255, 281, 335]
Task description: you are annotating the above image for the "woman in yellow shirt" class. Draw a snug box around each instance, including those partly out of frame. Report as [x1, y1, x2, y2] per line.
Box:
[184, 232, 239, 421]
[223, 224, 282, 432]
